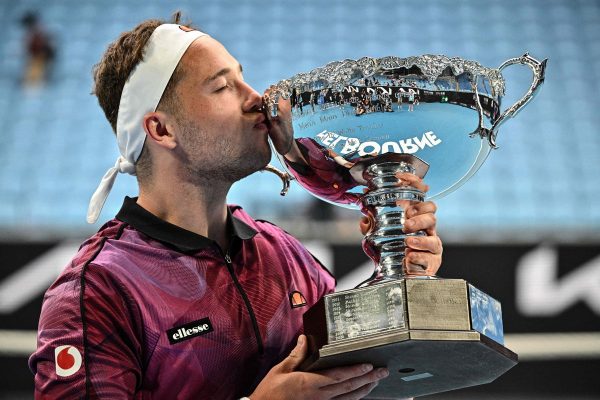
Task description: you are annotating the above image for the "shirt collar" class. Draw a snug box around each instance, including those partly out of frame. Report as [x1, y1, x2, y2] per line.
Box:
[115, 196, 257, 253]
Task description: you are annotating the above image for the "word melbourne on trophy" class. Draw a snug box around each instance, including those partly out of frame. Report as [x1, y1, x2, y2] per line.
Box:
[264, 52, 546, 398]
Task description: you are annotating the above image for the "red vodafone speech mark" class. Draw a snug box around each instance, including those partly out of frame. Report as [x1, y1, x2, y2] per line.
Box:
[57, 347, 75, 370]
[54, 345, 82, 377]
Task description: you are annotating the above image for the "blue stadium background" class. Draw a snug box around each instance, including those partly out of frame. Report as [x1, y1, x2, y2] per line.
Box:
[0, 0, 598, 399]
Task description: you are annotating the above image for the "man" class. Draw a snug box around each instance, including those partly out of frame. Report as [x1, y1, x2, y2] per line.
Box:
[21, 11, 55, 87]
[29, 14, 442, 399]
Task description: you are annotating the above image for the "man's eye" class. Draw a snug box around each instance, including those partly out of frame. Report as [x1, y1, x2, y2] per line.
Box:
[216, 84, 230, 92]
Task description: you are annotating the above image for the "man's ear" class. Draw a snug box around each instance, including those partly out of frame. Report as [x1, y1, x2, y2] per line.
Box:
[142, 111, 177, 149]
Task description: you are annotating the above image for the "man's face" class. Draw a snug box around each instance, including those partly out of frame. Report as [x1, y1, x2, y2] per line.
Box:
[170, 37, 270, 184]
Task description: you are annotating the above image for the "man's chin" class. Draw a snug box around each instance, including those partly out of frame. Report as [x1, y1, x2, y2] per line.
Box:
[255, 143, 273, 170]
[231, 146, 272, 182]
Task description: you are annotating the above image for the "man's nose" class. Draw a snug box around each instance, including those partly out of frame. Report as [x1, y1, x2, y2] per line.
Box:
[241, 82, 263, 112]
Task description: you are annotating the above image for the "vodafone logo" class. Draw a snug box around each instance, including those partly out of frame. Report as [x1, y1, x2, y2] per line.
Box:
[54, 345, 82, 377]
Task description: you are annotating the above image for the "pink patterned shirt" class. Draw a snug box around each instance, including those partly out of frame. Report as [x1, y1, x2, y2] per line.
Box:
[29, 197, 335, 399]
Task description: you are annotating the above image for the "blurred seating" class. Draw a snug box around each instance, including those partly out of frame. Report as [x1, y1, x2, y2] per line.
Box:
[0, 0, 598, 240]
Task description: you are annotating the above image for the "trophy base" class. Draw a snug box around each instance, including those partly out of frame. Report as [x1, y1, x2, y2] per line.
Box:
[302, 330, 516, 399]
[300, 279, 517, 398]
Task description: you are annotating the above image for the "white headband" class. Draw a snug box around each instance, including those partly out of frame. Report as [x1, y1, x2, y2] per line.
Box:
[87, 24, 207, 223]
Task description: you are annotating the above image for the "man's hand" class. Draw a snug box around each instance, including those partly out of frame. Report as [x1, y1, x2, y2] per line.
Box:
[262, 89, 311, 166]
[249, 335, 388, 400]
[263, 88, 294, 156]
[360, 172, 443, 277]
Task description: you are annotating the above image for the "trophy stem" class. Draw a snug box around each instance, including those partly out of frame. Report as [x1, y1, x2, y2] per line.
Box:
[359, 157, 428, 285]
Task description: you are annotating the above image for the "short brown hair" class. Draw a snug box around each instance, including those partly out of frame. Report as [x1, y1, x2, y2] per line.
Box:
[92, 12, 192, 182]
[93, 11, 192, 133]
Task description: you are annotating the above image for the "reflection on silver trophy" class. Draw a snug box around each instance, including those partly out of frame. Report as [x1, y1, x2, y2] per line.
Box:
[265, 52, 546, 398]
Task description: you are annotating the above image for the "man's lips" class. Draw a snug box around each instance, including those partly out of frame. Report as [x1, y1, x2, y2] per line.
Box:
[254, 122, 268, 131]
[253, 114, 269, 131]
[254, 113, 266, 125]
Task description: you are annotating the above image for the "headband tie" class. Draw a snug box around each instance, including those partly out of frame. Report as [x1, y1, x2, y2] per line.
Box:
[87, 24, 207, 223]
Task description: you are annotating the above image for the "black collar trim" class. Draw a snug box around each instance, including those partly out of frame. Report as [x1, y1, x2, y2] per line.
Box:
[115, 197, 257, 253]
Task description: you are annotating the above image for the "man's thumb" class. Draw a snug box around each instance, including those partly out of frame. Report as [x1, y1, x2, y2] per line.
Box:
[279, 334, 308, 372]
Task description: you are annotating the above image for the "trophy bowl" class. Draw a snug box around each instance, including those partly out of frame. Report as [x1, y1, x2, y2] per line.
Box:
[268, 53, 545, 205]
[265, 53, 546, 398]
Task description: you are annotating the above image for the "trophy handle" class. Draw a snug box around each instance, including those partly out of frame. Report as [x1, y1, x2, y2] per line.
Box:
[486, 53, 547, 147]
[261, 164, 293, 196]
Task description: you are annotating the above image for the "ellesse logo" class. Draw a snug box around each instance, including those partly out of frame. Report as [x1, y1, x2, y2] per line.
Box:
[290, 291, 307, 308]
[167, 318, 214, 345]
[55, 345, 82, 377]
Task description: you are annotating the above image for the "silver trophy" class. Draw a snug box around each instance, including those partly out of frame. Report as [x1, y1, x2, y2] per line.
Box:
[265, 53, 546, 398]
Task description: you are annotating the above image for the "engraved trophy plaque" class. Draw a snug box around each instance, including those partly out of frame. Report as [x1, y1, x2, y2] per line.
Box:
[265, 53, 546, 398]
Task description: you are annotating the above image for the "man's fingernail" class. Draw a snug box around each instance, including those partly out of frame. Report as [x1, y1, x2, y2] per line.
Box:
[405, 220, 415, 227]
[410, 237, 420, 245]
[377, 368, 389, 378]
[362, 364, 373, 372]
[297, 335, 304, 346]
